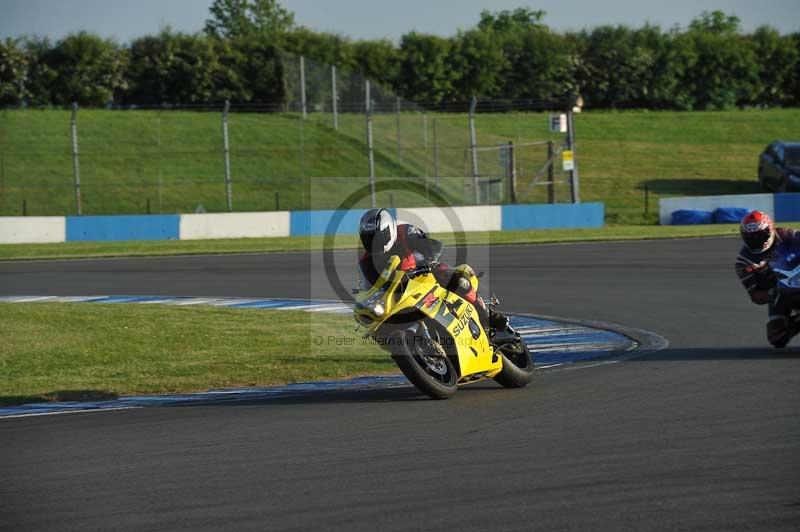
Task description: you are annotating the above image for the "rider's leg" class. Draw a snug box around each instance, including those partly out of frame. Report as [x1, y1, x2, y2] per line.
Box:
[455, 276, 491, 327]
[767, 295, 793, 348]
[434, 264, 508, 330]
[451, 275, 506, 330]
[767, 316, 791, 348]
[790, 314, 800, 334]
[434, 266, 490, 326]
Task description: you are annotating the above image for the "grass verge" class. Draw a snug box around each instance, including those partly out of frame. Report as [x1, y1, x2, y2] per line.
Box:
[3, 108, 799, 223]
[4, 224, 800, 261]
[0, 302, 389, 406]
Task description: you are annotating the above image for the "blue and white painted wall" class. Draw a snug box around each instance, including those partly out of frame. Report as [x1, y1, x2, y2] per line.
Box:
[180, 212, 291, 240]
[659, 193, 800, 225]
[0, 216, 67, 244]
[0, 202, 604, 244]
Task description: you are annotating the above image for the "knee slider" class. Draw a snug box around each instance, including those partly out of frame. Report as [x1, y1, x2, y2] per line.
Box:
[456, 277, 471, 294]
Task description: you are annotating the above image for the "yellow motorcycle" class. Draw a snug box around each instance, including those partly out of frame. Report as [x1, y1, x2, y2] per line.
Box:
[354, 255, 535, 399]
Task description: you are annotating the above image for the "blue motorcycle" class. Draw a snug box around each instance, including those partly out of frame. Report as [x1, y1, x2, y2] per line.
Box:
[769, 239, 800, 345]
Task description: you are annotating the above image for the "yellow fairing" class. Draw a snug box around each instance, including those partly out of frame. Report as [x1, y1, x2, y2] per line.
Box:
[354, 256, 501, 384]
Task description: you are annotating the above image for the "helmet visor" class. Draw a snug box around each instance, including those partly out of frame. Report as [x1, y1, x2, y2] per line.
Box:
[743, 228, 771, 252]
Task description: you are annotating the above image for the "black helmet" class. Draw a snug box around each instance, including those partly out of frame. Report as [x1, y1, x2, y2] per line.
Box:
[359, 208, 397, 255]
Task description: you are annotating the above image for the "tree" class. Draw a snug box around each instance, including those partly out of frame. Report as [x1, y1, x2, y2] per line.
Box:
[501, 26, 574, 101]
[125, 30, 221, 104]
[325, 38, 400, 108]
[351, 39, 399, 87]
[43, 32, 126, 106]
[573, 25, 669, 108]
[748, 26, 799, 106]
[0, 38, 29, 105]
[210, 37, 251, 102]
[21, 37, 57, 106]
[5, 6, 797, 110]
[470, 9, 573, 103]
[790, 33, 800, 106]
[283, 28, 354, 68]
[477, 8, 546, 33]
[125, 29, 286, 105]
[681, 12, 760, 109]
[228, 36, 285, 103]
[280, 29, 352, 109]
[448, 29, 506, 100]
[205, 0, 294, 40]
[396, 33, 453, 103]
[639, 26, 694, 109]
[689, 10, 741, 35]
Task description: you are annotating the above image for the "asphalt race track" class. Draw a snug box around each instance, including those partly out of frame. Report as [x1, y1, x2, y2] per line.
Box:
[1, 237, 799, 531]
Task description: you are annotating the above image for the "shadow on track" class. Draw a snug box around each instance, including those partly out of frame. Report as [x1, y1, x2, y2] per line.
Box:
[205, 386, 426, 406]
[0, 389, 120, 407]
[174, 381, 521, 408]
[7, 347, 796, 410]
[632, 346, 800, 361]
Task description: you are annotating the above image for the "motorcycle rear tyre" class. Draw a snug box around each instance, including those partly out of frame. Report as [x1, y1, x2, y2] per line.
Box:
[494, 340, 535, 388]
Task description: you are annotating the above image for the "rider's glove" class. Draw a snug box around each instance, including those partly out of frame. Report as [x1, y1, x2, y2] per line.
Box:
[424, 259, 440, 272]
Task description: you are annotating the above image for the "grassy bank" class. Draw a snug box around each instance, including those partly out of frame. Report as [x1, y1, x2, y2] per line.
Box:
[2, 108, 797, 222]
[574, 109, 798, 223]
[5, 224, 796, 261]
[0, 303, 388, 405]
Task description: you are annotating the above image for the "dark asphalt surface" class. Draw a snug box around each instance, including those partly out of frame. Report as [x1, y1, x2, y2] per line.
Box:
[1, 237, 799, 531]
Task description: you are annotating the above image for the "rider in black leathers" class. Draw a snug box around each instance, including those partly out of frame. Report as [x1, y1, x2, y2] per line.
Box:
[735, 210, 799, 348]
[358, 208, 506, 331]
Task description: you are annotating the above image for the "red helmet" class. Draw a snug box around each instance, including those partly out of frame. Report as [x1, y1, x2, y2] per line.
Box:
[740, 210, 775, 253]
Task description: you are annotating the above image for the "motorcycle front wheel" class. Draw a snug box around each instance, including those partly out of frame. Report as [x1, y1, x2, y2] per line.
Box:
[389, 331, 458, 400]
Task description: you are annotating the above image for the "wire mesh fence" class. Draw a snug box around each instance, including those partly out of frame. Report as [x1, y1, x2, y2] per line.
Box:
[0, 53, 576, 216]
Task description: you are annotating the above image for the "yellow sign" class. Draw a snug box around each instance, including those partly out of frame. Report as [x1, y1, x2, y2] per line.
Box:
[562, 150, 574, 171]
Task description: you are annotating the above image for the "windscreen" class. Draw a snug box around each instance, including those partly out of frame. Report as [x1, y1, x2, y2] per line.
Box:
[771, 239, 800, 271]
[785, 147, 800, 167]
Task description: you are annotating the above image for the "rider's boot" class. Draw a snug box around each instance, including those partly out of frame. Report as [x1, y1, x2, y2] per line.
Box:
[790, 315, 800, 338]
[487, 307, 508, 330]
[768, 315, 796, 348]
[473, 296, 508, 332]
[451, 273, 509, 332]
[474, 296, 490, 328]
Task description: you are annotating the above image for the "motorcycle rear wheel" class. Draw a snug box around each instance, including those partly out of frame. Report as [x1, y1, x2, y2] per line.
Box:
[494, 339, 535, 388]
[390, 332, 458, 399]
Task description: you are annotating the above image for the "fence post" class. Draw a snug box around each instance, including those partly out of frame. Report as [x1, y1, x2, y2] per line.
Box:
[365, 80, 376, 208]
[331, 65, 338, 130]
[157, 114, 163, 213]
[300, 55, 307, 120]
[433, 117, 440, 188]
[222, 100, 233, 212]
[567, 107, 580, 203]
[547, 140, 555, 204]
[395, 96, 401, 162]
[507, 141, 517, 204]
[70, 102, 82, 215]
[469, 96, 480, 205]
[423, 111, 428, 149]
